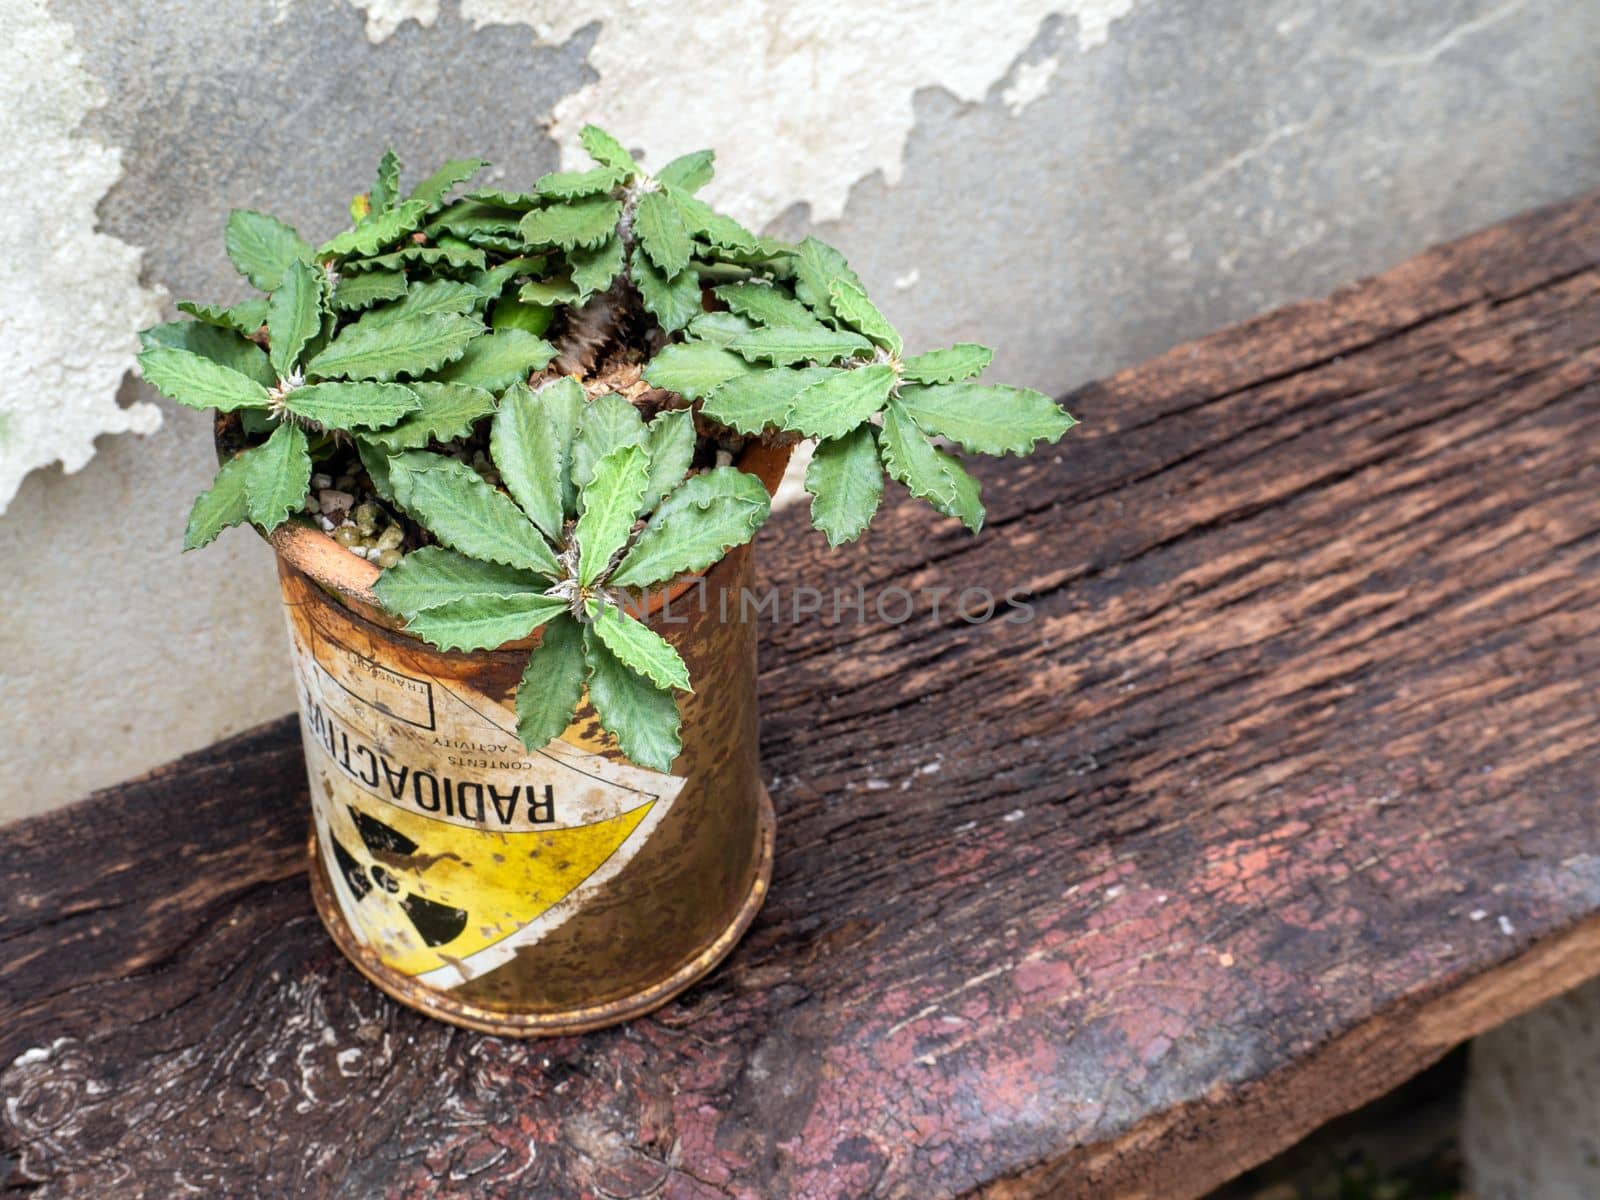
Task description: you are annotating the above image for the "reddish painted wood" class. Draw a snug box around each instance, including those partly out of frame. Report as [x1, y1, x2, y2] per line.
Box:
[4, 191, 1600, 1199]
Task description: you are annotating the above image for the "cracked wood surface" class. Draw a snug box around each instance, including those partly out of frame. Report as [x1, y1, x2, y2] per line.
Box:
[5, 191, 1600, 1199]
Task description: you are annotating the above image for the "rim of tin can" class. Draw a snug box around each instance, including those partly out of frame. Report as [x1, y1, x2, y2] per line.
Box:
[216, 410, 792, 644]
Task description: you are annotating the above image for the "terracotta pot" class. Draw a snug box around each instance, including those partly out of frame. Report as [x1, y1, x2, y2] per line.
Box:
[226, 414, 790, 1035]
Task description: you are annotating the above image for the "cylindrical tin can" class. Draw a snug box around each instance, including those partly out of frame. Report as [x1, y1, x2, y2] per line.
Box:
[264, 437, 788, 1036]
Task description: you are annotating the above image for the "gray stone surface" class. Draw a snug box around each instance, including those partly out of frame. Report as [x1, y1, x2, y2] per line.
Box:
[1464, 977, 1600, 1200]
[3, 0, 1597, 821]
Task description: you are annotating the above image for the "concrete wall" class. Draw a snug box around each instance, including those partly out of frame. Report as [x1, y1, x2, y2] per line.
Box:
[2, 0, 1597, 823]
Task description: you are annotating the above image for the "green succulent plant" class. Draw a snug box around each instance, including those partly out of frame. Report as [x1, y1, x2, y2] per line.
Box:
[139, 129, 1078, 772]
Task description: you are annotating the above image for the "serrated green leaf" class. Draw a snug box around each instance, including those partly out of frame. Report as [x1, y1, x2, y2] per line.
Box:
[307, 312, 481, 381]
[358, 440, 395, 502]
[536, 377, 587, 518]
[429, 328, 555, 391]
[140, 322, 275, 387]
[138, 346, 270, 412]
[518, 274, 582, 306]
[655, 149, 714, 193]
[805, 424, 882, 547]
[687, 311, 755, 345]
[665, 188, 758, 252]
[360, 279, 481, 330]
[183, 452, 252, 550]
[894, 382, 1077, 456]
[407, 157, 488, 209]
[267, 258, 323, 377]
[582, 624, 681, 772]
[899, 343, 993, 385]
[331, 270, 407, 311]
[784, 363, 894, 440]
[242, 421, 312, 529]
[610, 467, 770, 589]
[630, 253, 701, 332]
[643, 341, 752, 400]
[466, 187, 541, 210]
[426, 200, 523, 239]
[534, 165, 625, 199]
[469, 256, 547, 301]
[592, 604, 691, 692]
[344, 242, 482, 272]
[570, 236, 626, 299]
[713, 283, 828, 331]
[634, 190, 692, 276]
[389, 452, 560, 577]
[283, 381, 418, 430]
[361, 381, 497, 451]
[225, 210, 312, 292]
[405, 591, 568, 653]
[791, 235, 862, 322]
[491, 382, 566, 541]
[177, 298, 269, 334]
[878, 401, 984, 532]
[571, 391, 647, 492]
[828, 278, 900, 356]
[726, 325, 873, 366]
[580, 125, 639, 177]
[515, 615, 586, 750]
[319, 199, 428, 258]
[640, 407, 695, 510]
[518, 197, 621, 250]
[370, 147, 402, 212]
[700, 366, 833, 435]
[575, 443, 650, 586]
[374, 545, 548, 616]
[491, 298, 555, 336]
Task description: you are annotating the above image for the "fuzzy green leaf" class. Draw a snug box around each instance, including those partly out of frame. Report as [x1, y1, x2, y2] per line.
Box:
[726, 325, 873, 366]
[655, 149, 714, 193]
[575, 443, 650, 586]
[894, 382, 1077, 456]
[140, 322, 275, 386]
[267, 258, 323, 377]
[540, 377, 587, 517]
[610, 467, 770, 589]
[571, 391, 648, 491]
[139, 346, 270, 412]
[389, 452, 560, 577]
[666, 188, 758, 252]
[426, 200, 522, 239]
[878, 402, 984, 532]
[331, 270, 407, 311]
[630, 254, 701, 332]
[429, 329, 556, 391]
[805, 424, 883, 547]
[360, 280, 481, 330]
[783, 363, 894, 440]
[466, 187, 541, 210]
[177, 298, 269, 334]
[306, 312, 481, 382]
[407, 158, 488, 209]
[687, 311, 755, 345]
[242, 421, 312, 529]
[580, 125, 639, 177]
[713, 283, 828, 331]
[319, 199, 428, 258]
[405, 591, 567, 653]
[828, 278, 900, 355]
[635, 190, 693, 276]
[370, 147, 402, 212]
[515, 615, 587, 750]
[225, 210, 312, 291]
[791, 236, 862, 322]
[700, 366, 832, 435]
[534, 166, 625, 198]
[583, 625, 681, 772]
[183, 452, 252, 550]
[644, 341, 752, 400]
[899, 343, 993, 385]
[570, 236, 626, 300]
[361, 381, 497, 451]
[641, 408, 695, 510]
[491, 382, 566, 541]
[374, 545, 548, 616]
[282, 381, 419, 430]
[592, 604, 691, 692]
[518, 197, 621, 250]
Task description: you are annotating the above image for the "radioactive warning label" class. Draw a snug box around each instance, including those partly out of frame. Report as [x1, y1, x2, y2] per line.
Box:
[283, 605, 685, 989]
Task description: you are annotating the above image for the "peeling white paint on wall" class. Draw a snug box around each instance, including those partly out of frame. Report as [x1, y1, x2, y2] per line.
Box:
[0, 0, 163, 514]
[346, 0, 1136, 223]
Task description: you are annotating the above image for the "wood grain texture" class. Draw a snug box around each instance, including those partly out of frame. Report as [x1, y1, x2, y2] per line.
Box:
[4, 191, 1600, 1199]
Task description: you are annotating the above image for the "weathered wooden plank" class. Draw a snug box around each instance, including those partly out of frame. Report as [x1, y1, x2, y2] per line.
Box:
[3, 191, 1599, 1199]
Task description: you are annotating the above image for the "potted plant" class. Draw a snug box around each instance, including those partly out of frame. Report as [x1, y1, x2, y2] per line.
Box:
[139, 128, 1077, 1035]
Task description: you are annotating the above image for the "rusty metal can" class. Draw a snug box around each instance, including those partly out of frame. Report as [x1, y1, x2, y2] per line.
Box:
[259, 432, 790, 1036]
